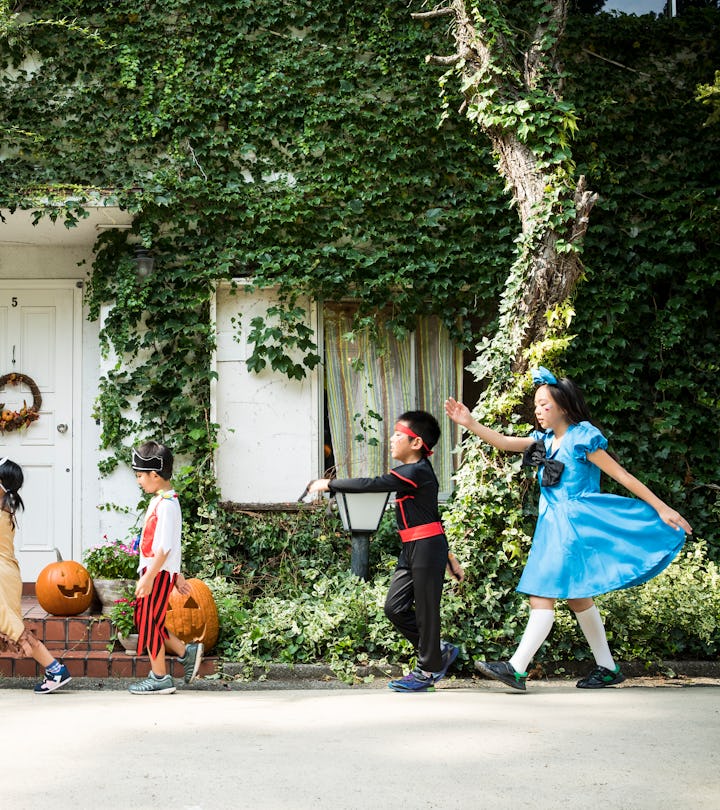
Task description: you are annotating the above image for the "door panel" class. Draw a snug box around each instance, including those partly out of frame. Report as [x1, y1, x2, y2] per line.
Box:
[0, 286, 75, 581]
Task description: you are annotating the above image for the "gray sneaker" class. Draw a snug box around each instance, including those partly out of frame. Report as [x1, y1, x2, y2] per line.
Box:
[179, 642, 204, 684]
[475, 659, 527, 691]
[128, 672, 176, 695]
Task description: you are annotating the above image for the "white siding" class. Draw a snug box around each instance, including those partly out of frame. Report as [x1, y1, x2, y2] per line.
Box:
[214, 283, 322, 504]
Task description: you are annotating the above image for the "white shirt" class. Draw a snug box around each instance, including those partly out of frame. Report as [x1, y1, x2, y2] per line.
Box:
[138, 490, 182, 575]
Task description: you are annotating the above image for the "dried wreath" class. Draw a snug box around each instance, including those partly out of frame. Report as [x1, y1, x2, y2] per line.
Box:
[0, 373, 42, 432]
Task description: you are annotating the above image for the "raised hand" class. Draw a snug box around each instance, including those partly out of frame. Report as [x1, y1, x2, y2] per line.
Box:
[444, 397, 473, 428]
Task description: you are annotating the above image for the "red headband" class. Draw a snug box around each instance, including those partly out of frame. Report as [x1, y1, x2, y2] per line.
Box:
[394, 423, 433, 456]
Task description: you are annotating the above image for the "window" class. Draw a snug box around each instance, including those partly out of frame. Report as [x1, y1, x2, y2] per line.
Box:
[324, 305, 462, 498]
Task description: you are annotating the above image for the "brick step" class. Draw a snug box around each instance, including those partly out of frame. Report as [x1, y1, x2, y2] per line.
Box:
[0, 596, 218, 681]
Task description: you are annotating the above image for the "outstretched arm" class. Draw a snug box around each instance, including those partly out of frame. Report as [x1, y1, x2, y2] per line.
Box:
[444, 397, 534, 454]
[588, 449, 693, 534]
[307, 478, 331, 494]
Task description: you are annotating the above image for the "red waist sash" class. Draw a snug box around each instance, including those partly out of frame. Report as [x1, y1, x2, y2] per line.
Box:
[399, 521, 445, 543]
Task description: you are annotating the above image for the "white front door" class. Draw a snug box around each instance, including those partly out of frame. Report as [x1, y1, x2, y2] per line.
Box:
[0, 283, 78, 581]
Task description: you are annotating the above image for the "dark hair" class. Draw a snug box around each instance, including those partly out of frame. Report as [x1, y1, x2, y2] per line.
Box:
[540, 377, 593, 425]
[398, 410, 441, 456]
[0, 458, 25, 517]
[134, 441, 174, 479]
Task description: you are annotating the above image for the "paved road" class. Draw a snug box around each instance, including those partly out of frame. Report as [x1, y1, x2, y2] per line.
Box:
[4, 679, 719, 809]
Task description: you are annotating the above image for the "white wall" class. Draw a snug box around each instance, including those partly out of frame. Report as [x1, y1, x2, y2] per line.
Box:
[214, 283, 322, 504]
[0, 210, 325, 575]
[0, 207, 138, 564]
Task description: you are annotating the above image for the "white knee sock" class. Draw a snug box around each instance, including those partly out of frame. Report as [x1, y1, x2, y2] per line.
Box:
[574, 605, 616, 670]
[509, 609, 555, 674]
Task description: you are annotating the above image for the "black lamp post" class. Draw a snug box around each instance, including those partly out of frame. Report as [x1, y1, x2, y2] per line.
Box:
[334, 490, 390, 580]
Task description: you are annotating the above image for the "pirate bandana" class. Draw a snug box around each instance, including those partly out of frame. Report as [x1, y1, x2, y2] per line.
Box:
[131, 450, 164, 473]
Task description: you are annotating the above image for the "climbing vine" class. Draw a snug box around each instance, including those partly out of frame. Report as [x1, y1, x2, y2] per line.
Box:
[0, 1, 718, 556]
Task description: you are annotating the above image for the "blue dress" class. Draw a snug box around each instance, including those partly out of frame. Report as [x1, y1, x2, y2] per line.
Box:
[516, 421, 686, 599]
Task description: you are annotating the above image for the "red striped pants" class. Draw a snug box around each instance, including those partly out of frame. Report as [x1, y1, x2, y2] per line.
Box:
[134, 569, 177, 659]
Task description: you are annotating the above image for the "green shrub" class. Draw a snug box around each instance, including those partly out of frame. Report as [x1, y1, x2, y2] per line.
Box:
[200, 502, 719, 681]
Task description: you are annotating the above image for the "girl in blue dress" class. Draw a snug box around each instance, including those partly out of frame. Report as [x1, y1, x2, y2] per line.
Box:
[445, 367, 692, 690]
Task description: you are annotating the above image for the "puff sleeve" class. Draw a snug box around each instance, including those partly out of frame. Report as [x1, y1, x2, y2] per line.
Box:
[572, 421, 608, 462]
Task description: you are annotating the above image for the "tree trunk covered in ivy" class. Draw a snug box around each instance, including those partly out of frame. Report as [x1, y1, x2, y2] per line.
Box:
[413, 1, 597, 592]
[414, 0, 596, 399]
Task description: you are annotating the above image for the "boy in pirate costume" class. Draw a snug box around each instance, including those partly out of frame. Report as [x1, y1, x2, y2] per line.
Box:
[308, 411, 462, 692]
[129, 441, 203, 695]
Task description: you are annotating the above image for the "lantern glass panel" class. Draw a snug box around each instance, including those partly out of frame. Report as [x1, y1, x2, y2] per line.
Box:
[335, 490, 390, 533]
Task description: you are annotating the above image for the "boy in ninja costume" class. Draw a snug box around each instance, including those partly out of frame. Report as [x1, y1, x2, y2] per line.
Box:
[309, 411, 462, 692]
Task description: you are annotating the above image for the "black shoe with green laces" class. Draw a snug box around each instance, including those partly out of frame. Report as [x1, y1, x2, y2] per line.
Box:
[474, 660, 527, 691]
[576, 664, 625, 689]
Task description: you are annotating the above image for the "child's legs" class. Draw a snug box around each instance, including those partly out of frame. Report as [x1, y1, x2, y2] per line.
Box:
[164, 631, 186, 657]
[384, 555, 419, 648]
[569, 598, 616, 670]
[19, 630, 55, 668]
[136, 569, 175, 674]
[409, 537, 447, 674]
[508, 596, 556, 674]
[148, 633, 186, 677]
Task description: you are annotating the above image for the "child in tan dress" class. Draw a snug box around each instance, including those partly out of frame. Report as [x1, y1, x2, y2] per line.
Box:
[0, 457, 72, 693]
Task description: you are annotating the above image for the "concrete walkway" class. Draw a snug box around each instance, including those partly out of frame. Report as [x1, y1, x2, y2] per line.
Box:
[4, 678, 719, 809]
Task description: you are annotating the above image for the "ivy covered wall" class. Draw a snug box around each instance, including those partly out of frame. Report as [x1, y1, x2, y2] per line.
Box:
[0, 2, 718, 552]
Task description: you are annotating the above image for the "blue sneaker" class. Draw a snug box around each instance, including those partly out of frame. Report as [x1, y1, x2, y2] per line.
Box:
[433, 641, 459, 683]
[388, 667, 435, 692]
[34, 664, 72, 694]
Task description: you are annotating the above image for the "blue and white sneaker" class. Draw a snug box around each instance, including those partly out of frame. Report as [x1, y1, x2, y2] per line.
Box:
[34, 664, 72, 694]
[388, 667, 435, 692]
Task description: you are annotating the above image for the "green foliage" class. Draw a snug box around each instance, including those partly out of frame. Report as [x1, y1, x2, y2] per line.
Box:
[560, 9, 720, 544]
[83, 537, 139, 579]
[107, 586, 138, 641]
[242, 303, 321, 380]
[599, 542, 720, 661]
[189, 507, 414, 680]
[192, 505, 719, 680]
[0, 0, 511, 535]
[696, 69, 720, 125]
[1, 3, 719, 671]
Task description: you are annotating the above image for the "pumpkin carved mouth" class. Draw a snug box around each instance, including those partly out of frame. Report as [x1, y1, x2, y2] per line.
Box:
[58, 585, 93, 598]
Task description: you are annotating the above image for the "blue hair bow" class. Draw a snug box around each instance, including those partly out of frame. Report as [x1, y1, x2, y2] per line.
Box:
[531, 366, 558, 386]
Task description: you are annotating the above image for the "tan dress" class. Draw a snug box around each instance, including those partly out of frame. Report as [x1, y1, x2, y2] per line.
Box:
[0, 509, 27, 652]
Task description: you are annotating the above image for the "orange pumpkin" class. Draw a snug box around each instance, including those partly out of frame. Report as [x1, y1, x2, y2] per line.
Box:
[166, 578, 219, 651]
[36, 551, 94, 616]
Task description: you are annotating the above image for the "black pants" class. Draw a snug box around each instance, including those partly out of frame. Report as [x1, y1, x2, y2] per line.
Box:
[384, 535, 448, 673]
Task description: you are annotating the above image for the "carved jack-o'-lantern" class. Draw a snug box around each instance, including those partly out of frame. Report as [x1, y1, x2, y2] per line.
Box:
[36, 551, 94, 616]
[166, 578, 219, 651]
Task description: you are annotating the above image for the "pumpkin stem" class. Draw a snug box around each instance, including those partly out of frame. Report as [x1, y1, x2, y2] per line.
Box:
[54, 547, 63, 562]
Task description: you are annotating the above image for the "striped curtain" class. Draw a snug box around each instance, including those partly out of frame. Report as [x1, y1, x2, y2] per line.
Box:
[324, 307, 462, 495]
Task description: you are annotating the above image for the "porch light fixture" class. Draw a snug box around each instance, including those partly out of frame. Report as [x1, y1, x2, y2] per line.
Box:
[334, 490, 390, 580]
[133, 246, 155, 277]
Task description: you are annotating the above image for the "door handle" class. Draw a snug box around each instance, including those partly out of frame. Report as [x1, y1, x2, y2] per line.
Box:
[57, 423, 68, 434]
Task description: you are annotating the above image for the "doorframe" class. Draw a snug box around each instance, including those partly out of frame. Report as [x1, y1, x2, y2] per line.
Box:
[0, 278, 84, 562]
